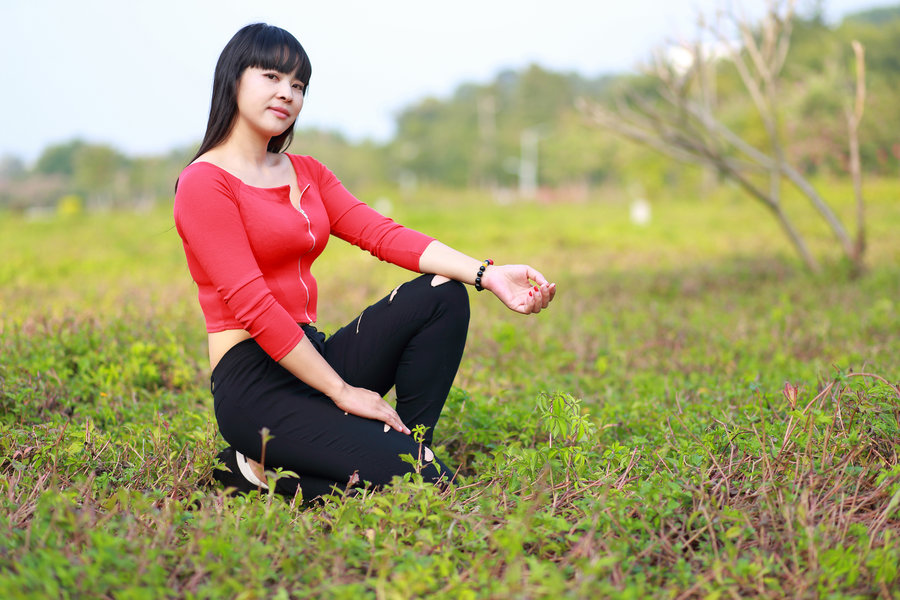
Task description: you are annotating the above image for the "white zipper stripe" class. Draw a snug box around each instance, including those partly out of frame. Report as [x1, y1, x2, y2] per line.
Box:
[295, 183, 314, 322]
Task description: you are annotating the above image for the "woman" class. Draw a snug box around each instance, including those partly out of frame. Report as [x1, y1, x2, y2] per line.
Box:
[174, 23, 556, 500]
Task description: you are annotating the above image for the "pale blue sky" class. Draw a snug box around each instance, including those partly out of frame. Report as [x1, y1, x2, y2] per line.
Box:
[0, 0, 888, 163]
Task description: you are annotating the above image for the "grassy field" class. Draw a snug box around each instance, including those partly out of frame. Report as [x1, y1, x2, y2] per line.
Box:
[1, 179, 899, 598]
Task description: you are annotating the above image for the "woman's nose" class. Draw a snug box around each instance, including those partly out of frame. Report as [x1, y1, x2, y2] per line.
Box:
[277, 82, 293, 101]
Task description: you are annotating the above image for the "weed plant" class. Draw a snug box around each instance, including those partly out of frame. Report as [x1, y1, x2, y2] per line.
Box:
[1, 181, 898, 598]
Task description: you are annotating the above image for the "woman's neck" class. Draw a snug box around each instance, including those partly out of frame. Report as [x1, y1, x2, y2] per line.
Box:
[217, 123, 275, 170]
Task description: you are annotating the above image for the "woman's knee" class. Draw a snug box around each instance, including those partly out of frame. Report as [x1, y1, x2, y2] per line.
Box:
[428, 276, 469, 320]
[398, 274, 469, 323]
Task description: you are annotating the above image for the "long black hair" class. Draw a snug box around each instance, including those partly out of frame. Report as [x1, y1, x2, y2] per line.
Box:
[189, 23, 312, 164]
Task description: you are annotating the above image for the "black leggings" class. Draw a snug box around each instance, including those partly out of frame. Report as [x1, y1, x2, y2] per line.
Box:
[211, 274, 470, 499]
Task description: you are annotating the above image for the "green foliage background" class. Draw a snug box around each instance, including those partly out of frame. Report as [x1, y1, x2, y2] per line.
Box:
[1, 177, 899, 597]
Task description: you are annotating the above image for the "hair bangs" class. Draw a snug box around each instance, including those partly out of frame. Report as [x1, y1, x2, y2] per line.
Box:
[246, 26, 311, 91]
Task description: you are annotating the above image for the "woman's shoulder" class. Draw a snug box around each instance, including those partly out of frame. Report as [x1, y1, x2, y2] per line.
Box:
[285, 153, 340, 187]
[180, 159, 226, 179]
[182, 150, 233, 177]
[285, 152, 327, 172]
[174, 159, 241, 216]
[178, 157, 240, 190]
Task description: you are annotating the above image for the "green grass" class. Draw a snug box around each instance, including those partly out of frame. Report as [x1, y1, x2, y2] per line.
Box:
[1, 180, 899, 598]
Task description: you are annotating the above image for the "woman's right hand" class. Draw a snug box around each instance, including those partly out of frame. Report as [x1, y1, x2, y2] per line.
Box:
[483, 264, 556, 314]
[330, 383, 411, 435]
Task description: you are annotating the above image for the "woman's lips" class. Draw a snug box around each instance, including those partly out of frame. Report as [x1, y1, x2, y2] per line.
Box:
[269, 107, 291, 118]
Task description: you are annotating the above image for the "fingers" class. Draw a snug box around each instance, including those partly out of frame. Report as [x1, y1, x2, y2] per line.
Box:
[338, 386, 410, 435]
[525, 282, 555, 313]
[384, 420, 410, 435]
[539, 282, 555, 308]
[532, 286, 545, 312]
[524, 266, 556, 310]
[547, 282, 557, 302]
[379, 399, 410, 435]
[389, 417, 411, 435]
[526, 266, 550, 287]
[494, 264, 556, 315]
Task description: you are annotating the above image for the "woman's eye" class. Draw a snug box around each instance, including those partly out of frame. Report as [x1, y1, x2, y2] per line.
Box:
[265, 73, 278, 80]
[293, 83, 304, 91]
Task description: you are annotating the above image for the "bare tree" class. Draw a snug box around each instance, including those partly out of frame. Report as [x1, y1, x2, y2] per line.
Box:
[578, 0, 866, 274]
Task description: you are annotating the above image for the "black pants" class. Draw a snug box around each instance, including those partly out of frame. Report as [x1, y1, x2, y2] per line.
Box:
[211, 274, 470, 500]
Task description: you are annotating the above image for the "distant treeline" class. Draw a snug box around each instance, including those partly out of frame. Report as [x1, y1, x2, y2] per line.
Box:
[2, 4, 899, 211]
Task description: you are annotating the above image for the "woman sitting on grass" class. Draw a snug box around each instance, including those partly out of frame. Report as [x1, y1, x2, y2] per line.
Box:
[174, 23, 556, 500]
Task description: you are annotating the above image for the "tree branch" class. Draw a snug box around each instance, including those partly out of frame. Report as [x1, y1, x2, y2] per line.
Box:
[577, 0, 864, 272]
[847, 40, 867, 271]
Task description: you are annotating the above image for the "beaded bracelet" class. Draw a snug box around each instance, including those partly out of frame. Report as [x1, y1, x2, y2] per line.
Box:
[474, 259, 493, 291]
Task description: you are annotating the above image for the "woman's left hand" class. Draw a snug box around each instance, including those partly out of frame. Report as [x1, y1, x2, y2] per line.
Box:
[482, 264, 557, 314]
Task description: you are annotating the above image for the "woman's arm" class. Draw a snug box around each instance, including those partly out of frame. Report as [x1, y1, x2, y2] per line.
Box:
[177, 165, 409, 433]
[287, 239, 558, 434]
[312, 157, 556, 313]
[276, 238, 558, 433]
[418, 241, 557, 314]
[277, 336, 411, 435]
[314, 158, 554, 311]
[175, 165, 306, 360]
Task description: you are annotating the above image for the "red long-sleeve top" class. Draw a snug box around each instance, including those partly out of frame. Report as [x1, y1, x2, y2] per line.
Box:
[173, 154, 434, 361]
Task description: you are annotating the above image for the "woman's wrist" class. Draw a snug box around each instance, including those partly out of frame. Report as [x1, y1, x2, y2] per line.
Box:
[326, 379, 350, 403]
[480, 262, 502, 293]
[474, 259, 494, 292]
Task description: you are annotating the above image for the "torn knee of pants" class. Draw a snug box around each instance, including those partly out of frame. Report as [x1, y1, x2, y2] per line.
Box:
[423, 446, 434, 462]
[389, 284, 402, 303]
[430, 275, 450, 287]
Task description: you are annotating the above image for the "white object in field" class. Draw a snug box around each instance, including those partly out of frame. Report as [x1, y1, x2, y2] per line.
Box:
[630, 197, 651, 226]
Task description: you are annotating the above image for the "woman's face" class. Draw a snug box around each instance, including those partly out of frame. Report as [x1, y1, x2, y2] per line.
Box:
[233, 66, 305, 140]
